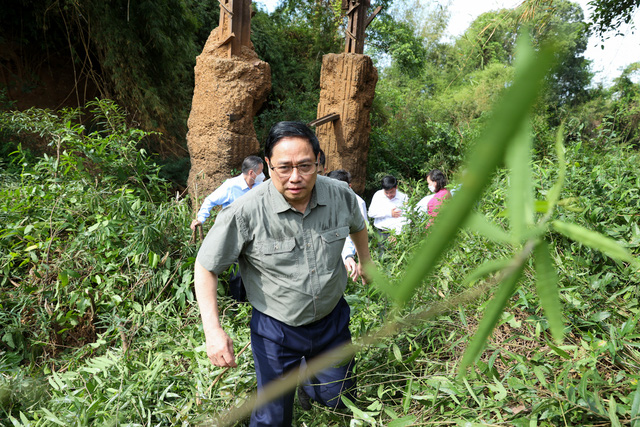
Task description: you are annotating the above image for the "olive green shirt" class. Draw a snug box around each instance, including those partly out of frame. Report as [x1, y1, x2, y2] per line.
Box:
[196, 175, 366, 326]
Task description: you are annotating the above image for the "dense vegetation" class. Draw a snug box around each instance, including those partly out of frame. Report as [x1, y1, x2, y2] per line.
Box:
[2, 0, 640, 425]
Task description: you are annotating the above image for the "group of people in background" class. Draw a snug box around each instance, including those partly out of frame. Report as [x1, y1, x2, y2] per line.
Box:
[191, 152, 453, 302]
[363, 169, 452, 242]
[191, 121, 454, 427]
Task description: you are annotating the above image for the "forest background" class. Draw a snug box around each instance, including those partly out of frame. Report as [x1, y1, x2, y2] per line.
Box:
[2, 0, 640, 425]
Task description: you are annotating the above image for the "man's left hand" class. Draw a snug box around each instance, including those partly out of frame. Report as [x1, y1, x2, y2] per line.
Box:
[344, 257, 358, 281]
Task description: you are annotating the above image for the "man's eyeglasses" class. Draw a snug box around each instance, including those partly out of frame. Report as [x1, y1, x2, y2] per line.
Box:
[269, 163, 318, 177]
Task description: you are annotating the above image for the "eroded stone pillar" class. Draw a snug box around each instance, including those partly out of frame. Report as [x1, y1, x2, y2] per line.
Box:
[315, 53, 377, 194]
[187, 28, 271, 207]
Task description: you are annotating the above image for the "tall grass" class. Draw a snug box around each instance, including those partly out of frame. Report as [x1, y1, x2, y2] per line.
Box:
[1, 39, 640, 426]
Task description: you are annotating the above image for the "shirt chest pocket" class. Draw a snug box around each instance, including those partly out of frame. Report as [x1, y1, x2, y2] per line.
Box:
[317, 226, 350, 273]
[320, 226, 350, 245]
[257, 237, 299, 279]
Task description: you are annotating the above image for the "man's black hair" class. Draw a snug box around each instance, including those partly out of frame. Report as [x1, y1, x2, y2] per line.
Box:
[326, 169, 351, 184]
[381, 175, 397, 190]
[242, 155, 263, 174]
[428, 169, 448, 192]
[264, 121, 321, 159]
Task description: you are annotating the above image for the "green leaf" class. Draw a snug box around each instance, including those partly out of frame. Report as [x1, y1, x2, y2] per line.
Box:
[41, 408, 67, 426]
[630, 379, 640, 427]
[463, 258, 513, 287]
[402, 378, 413, 414]
[465, 212, 512, 243]
[506, 119, 534, 242]
[552, 220, 639, 267]
[392, 343, 403, 362]
[58, 270, 69, 287]
[388, 415, 417, 427]
[149, 251, 160, 269]
[463, 378, 482, 407]
[489, 377, 507, 401]
[545, 126, 567, 212]
[458, 261, 524, 375]
[608, 395, 622, 427]
[547, 342, 572, 359]
[534, 240, 564, 343]
[341, 396, 377, 423]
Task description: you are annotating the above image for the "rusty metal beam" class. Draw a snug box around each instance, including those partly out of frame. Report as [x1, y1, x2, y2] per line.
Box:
[308, 113, 340, 127]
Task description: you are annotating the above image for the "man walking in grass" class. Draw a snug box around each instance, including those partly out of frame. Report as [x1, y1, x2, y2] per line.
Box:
[194, 121, 371, 426]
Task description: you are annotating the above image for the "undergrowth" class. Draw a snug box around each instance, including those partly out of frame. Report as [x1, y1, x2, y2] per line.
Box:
[1, 100, 640, 426]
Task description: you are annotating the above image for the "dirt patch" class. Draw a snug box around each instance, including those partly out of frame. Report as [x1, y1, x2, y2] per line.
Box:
[48, 311, 97, 357]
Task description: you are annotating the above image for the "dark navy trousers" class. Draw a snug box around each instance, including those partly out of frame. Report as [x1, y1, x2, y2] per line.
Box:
[228, 263, 247, 302]
[249, 297, 356, 427]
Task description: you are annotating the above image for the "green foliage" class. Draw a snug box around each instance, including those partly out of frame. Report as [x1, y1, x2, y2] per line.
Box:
[0, 102, 204, 422]
[588, 0, 640, 36]
[2, 3, 640, 426]
[0, 0, 209, 153]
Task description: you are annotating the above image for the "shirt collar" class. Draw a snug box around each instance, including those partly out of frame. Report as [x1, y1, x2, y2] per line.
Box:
[268, 176, 323, 214]
[236, 173, 250, 191]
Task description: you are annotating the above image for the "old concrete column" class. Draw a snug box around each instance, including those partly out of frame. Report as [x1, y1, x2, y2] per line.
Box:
[186, 28, 271, 208]
[315, 53, 377, 195]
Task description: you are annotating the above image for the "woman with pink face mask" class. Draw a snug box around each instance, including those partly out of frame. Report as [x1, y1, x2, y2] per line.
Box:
[424, 169, 450, 228]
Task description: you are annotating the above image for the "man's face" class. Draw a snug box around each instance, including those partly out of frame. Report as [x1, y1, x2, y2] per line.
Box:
[266, 137, 318, 210]
[251, 164, 264, 181]
[384, 187, 397, 200]
[245, 164, 264, 188]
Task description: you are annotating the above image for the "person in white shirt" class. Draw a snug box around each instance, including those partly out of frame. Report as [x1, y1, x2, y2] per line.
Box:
[368, 175, 407, 237]
[326, 169, 368, 279]
[190, 155, 264, 301]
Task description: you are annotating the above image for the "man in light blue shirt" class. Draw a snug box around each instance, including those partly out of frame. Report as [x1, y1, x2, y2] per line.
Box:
[190, 155, 264, 302]
[190, 155, 265, 230]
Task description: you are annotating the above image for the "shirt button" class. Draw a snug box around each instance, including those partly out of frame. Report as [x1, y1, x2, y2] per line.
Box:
[311, 269, 315, 273]
[307, 243, 310, 248]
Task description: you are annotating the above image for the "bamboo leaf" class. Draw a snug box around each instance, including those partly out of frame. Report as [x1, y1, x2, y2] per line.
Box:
[384, 33, 557, 305]
[631, 379, 640, 427]
[465, 211, 513, 244]
[341, 396, 377, 423]
[458, 261, 525, 375]
[546, 126, 566, 211]
[608, 395, 622, 427]
[506, 119, 534, 242]
[388, 415, 418, 427]
[392, 343, 403, 362]
[463, 378, 482, 407]
[534, 240, 564, 343]
[402, 378, 413, 414]
[552, 220, 639, 267]
[463, 258, 513, 287]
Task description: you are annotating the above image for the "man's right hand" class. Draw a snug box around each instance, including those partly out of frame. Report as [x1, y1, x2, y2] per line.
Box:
[190, 219, 202, 231]
[205, 327, 237, 368]
[391, 207, 402, 218]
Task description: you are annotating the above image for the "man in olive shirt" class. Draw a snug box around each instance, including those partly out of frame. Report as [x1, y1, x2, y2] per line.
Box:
[194, 121, 371, 426]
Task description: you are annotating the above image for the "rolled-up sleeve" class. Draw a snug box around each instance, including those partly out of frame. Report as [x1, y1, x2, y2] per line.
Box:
[196, 206, 245, 275]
